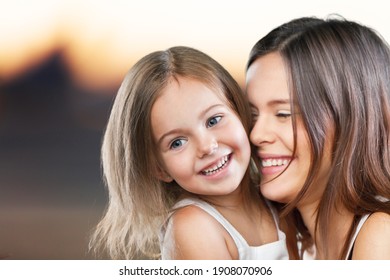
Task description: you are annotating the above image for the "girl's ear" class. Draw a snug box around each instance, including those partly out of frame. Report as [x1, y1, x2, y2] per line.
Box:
[155, 167, 173, 183]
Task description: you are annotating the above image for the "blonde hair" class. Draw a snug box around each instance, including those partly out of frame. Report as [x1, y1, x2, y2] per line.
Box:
[90, 46, 255, 259]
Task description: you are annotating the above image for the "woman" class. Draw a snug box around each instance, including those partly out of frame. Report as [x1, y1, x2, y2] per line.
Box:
[246, 16, 390, 259]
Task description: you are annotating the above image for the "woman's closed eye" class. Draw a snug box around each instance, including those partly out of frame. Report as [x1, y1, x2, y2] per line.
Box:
[250, 109, 259, 121]
[276, 110, 291, 118]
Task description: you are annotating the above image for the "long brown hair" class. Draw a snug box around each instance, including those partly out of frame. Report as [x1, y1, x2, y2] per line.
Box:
[90, 46, 259, 259]
[247, 16, 390, 259]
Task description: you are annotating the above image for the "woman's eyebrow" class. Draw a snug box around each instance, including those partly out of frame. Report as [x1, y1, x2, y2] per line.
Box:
[267, 99, 290, 106]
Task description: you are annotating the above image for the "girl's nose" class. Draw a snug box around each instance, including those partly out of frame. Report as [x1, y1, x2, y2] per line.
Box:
[197, 136, 218, 158]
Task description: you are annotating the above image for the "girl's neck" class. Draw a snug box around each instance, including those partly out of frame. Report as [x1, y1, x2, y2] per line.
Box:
[201, 182, 246, 208]
[211, 190, 276, 247]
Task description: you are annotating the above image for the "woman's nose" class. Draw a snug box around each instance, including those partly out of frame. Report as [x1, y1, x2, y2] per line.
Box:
[250, 117, 274, 146]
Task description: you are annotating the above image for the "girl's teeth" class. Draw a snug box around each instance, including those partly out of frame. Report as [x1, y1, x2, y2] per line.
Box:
[202, 156, 229, 175]
[262, 159, 289, 167]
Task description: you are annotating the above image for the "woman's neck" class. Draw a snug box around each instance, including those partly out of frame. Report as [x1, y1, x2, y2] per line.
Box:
[298, 202, 354, 259]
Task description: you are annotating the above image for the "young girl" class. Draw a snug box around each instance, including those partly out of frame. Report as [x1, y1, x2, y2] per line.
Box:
[246, 16, 390, 259]
[90, 46, 289, 259]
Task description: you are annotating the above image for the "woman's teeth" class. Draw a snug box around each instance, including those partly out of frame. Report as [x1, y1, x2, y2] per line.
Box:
[262, 158, 289, 167]
[202, 155, 229, 176]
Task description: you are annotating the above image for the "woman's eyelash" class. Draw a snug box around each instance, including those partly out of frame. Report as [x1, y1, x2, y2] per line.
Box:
[251, 110, 259, 119]
[276, 111, 291, 118]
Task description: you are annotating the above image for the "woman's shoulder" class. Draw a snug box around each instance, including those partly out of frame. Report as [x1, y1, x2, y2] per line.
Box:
[353, 212, 390, 259]
[362, 212, 390, 234]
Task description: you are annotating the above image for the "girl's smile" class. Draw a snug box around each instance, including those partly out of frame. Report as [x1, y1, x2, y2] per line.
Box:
[151, 76, 251, 198]
[200, 153, 232, 177]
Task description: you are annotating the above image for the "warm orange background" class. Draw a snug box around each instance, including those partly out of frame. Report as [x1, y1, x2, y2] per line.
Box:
[0, 0, 389, 259]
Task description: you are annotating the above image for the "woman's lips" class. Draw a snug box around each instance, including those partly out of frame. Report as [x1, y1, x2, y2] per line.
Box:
[259, 155, 291, 176]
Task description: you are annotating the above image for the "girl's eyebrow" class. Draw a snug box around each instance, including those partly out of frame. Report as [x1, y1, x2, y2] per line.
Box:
[199, 103, 225, 118]
[157, 128, 183, 146]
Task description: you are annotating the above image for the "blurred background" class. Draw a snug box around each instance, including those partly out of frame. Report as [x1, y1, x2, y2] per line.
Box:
[0, 0, 389, 259]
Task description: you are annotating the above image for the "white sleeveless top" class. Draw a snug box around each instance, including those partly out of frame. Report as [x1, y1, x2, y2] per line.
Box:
[159, 197, 289, 260]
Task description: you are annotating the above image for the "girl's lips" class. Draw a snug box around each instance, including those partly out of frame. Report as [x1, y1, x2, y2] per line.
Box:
[200, 154, 232, 176]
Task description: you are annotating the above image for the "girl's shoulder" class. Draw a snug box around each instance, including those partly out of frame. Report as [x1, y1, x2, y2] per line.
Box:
[353, 212, 390, 259]
[171, 203, 221, 232]
[168, 204, 237, 259]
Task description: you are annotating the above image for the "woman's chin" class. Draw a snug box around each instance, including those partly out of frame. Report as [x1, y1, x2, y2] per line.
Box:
[260, 184, 290, 203]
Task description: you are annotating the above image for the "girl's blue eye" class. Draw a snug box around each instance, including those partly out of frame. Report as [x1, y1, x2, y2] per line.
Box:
[207, 116, 222, 127]
[170, 139, 186, 150]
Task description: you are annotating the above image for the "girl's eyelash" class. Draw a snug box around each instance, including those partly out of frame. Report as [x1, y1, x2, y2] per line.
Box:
[169, 138, 186, 150]
[207, 115, 222, 127]
[167, 114, 224, 149]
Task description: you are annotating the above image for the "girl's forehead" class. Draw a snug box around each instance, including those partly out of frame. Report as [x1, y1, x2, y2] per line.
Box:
[161, 76, 230, 102]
